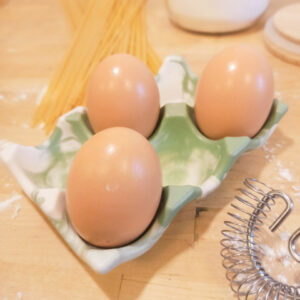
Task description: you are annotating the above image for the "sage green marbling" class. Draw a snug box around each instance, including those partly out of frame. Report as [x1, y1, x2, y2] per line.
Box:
[0, 56, 287, 273]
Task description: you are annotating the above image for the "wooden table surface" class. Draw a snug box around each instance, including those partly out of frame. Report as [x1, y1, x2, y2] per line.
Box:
[0, 1, 299, 299]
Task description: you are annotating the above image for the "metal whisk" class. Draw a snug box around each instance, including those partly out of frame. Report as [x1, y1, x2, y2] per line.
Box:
[220, 178, 300, 299]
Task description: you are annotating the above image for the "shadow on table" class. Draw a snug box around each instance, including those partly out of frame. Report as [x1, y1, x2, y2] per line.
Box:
[23, 126, 292, 299]
[74, 128, 293, 299]
[0, 0, 10, 7]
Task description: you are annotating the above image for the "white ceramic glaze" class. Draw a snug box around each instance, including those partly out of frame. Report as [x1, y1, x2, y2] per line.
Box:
[166, 0, 270, 33]
[0, 56, 287, 274]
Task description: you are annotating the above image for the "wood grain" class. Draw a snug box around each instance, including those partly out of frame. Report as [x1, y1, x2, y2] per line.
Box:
[264, 17, 300, 66]
[273, 3, 300, 45]
[0, 0, 300, 299]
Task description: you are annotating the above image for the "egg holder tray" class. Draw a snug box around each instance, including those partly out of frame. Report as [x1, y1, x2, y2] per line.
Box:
[0, 56, 287, 273]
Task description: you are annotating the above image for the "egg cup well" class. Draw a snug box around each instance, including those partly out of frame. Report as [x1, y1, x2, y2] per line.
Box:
[0, 56, 287, 273]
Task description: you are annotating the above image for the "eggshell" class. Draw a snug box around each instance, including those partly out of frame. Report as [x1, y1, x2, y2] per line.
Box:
[194, 45, 274, 139]
[66, 127, 162, 248]
[86, 54, 160, 138]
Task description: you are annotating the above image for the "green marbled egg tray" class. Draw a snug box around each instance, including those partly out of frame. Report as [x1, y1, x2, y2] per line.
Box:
[0, 56, 287, 273]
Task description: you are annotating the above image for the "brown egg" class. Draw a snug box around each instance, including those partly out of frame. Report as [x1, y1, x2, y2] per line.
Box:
[86, 54, 160, 138]
[194, 45, 274, 139]
[66, 127, 162, 248]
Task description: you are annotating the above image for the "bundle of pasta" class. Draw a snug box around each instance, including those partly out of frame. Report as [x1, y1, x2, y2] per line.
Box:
[33, 0, 161, 133]
[59, 0, 87, 31]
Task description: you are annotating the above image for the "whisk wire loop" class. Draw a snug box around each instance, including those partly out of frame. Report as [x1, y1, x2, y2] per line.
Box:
[221, 178, 299, 299]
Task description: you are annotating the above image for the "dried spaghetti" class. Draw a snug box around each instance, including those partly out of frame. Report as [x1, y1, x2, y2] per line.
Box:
[33, 0, 162, 133]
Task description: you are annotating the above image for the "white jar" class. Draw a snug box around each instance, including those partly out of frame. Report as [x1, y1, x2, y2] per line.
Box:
[166, 0, 270, 33]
